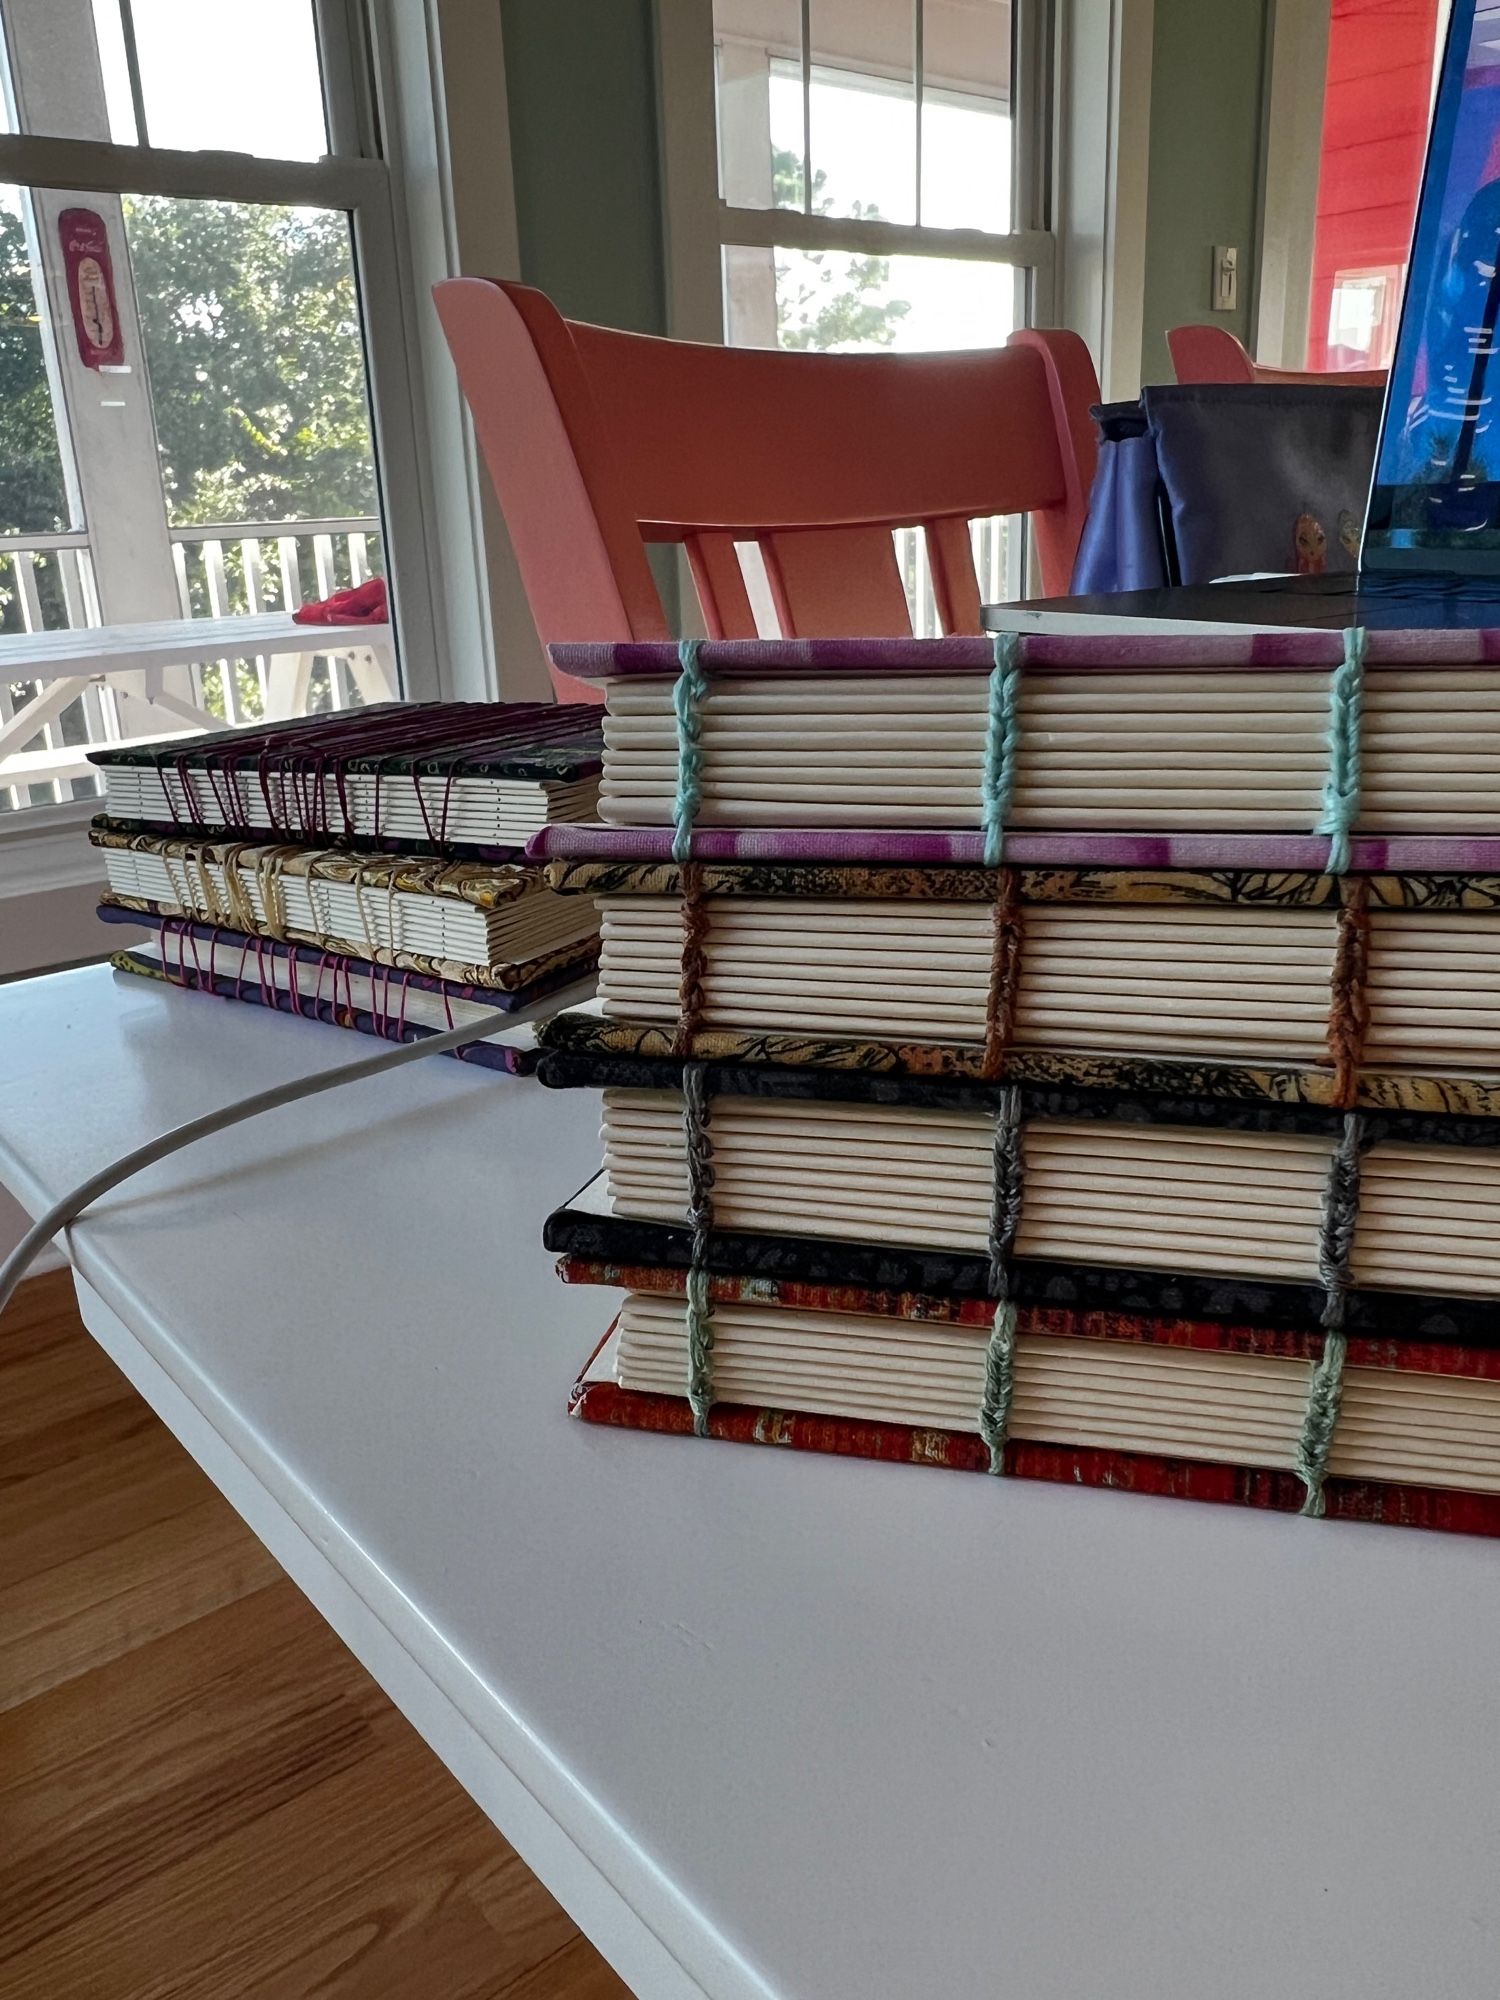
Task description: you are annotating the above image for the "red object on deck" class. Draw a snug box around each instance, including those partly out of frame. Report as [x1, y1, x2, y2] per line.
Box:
[291, 577, 388, 626]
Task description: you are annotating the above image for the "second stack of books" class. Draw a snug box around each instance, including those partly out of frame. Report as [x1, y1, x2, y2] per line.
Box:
[89, 701, 605, 1073]
[527, 631, 1500, 1537]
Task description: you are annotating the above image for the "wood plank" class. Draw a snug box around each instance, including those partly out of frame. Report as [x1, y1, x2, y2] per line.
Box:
[0, 1312, 137, 1453]
[0, 1411, 206, 1590]
[0, 1269, 83, 1363]
[2, 1734, 534, 1998]
[0, 1275, 631, 1998]
[0, 1583, 380, 1850]
[0, 1493, 285, 1712]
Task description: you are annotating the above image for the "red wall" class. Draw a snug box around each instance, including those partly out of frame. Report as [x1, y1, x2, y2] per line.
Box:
[1306, 0, 1440, 369]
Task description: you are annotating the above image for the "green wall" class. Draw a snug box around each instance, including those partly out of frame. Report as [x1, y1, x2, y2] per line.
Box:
[499, 0, 668, 334]
[1140, 0, 1270, 384]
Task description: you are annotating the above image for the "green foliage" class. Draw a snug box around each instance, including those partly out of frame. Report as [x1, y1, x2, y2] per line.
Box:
[770, 148, 910, 352]
[0, 201, 71, 538]
[123, 196, 377, 526]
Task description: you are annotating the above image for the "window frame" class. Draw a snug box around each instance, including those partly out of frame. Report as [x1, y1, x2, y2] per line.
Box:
[657, 0, 1057, 619]
[0, 1, 442, 705]
[0, 0, 529, 904]
[677, 0, 1059, 343]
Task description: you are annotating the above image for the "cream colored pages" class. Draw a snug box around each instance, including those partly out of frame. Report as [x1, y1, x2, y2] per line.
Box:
[101, 848, 598, 966]
[128, 936, 540, 1048]
[598, 668, 1500, 833]
[599, 1088, 1500, 1296]
[598, 897, 1500, 1068]
[600, 899, 1341, 1061]
[101, 766, 601, 844]
[612, 1293, 1500, 1492]
[601, 672, 1330, 830]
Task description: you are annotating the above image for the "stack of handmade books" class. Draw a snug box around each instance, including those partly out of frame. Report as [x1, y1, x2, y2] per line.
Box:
[527, 631, 1500, 1537]
[89, 702, 604, 1074]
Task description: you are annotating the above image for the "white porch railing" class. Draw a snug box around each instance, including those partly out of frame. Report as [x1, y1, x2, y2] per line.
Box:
[1, 516, 384, 813]
[169, 516, 383, 731]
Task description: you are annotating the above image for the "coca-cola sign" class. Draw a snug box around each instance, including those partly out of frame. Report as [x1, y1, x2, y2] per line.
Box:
[58, 207, 125, 369]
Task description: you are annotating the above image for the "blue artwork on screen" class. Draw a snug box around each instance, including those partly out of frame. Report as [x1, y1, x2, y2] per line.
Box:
[1367, 0, 1500, 556]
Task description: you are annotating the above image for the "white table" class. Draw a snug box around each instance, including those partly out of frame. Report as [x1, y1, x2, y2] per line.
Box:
[4, 966, 1500, 2000]
[0, 612, 397, 773]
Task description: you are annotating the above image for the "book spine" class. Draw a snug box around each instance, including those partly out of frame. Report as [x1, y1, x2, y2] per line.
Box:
[557, 1255, 1500, 1379]
[542, 1203, 1500, 1348]
[100, 889, 597, 994]
[534, 1015, 1500, 1125]
[94, 810, 530, 865]
[569, 1378, 1500, 1538]
[111, 950, 530, 1072]
[103, 905, 589, 1011]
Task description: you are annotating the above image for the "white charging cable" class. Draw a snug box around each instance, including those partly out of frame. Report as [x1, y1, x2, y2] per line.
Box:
[0, 1010, 511, 1319]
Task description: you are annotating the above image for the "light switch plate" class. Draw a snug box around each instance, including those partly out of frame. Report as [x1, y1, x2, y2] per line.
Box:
[1212, 244, 1239, 313]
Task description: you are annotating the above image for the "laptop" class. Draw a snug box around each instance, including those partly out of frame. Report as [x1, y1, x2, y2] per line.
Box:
[991, 0, 1500, 635]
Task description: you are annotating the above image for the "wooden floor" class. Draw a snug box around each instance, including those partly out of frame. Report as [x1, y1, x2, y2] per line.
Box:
[0, 1271, 633, 2000]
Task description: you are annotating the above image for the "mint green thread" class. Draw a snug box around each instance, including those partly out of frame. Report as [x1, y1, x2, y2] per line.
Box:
[979, 1300, 1018, 1474]
[982, 632, 1023, 868]
[1317, 627, 1365, 875]
[672, 637, 708, 866]
[1295, 1332, 1348, 1519]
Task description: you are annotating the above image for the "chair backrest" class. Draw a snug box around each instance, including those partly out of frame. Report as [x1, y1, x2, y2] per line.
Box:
[1168, 323, 1387, 390]
[435, 277, 1100, 702]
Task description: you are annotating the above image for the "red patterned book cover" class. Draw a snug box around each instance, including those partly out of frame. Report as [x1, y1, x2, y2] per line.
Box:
[569, 1325, 1500, 1540]
[554, 1255, 1500, 1380]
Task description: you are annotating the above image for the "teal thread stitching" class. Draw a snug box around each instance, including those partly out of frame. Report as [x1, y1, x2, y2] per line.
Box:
[1317, 626, 1365, 875]
[1298, 1111, 1363, 1515]
[979, 1084, 1024, 1472]
[982, 632, 1023, 868]
[672, 637, 708, 866]
[681, 1061, 716, 1434]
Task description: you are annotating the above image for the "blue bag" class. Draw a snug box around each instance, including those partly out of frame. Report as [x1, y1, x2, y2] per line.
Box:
[1071, 382, 1385, 592]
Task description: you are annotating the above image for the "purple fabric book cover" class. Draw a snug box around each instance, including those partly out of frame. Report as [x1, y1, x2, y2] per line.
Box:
[106, 912, 556, 1072]
[527, 823, 1500, 872]
[548, 630, 1500, 680]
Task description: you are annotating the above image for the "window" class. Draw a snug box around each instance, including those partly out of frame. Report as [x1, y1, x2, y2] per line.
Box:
[0, 0, 439, 818]
[711, 0, 1052, 625]
[1259, 0, 1447, 372]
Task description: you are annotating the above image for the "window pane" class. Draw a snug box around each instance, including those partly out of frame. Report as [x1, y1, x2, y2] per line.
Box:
[6, 0, 325, 155]
[724, 243, 1019, 351]
[92, 0, 141, 146]
[806, 58, 917, 225]
[129, 0, 327, 158]
[124, 198, 376, 530]
[717, 1, 1013, 232]
[920, 0, 1012, 232]
[808, 0, 917, 225]
[1, 188, 393, 817]
[714, 0, 804, 209]
[1302, 0, 1442, 369]
[0, 187, 77, 537]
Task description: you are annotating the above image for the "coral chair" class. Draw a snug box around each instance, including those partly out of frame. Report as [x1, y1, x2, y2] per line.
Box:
[1168, 323, 1386, 389]
[435, 277, 1100, 702]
